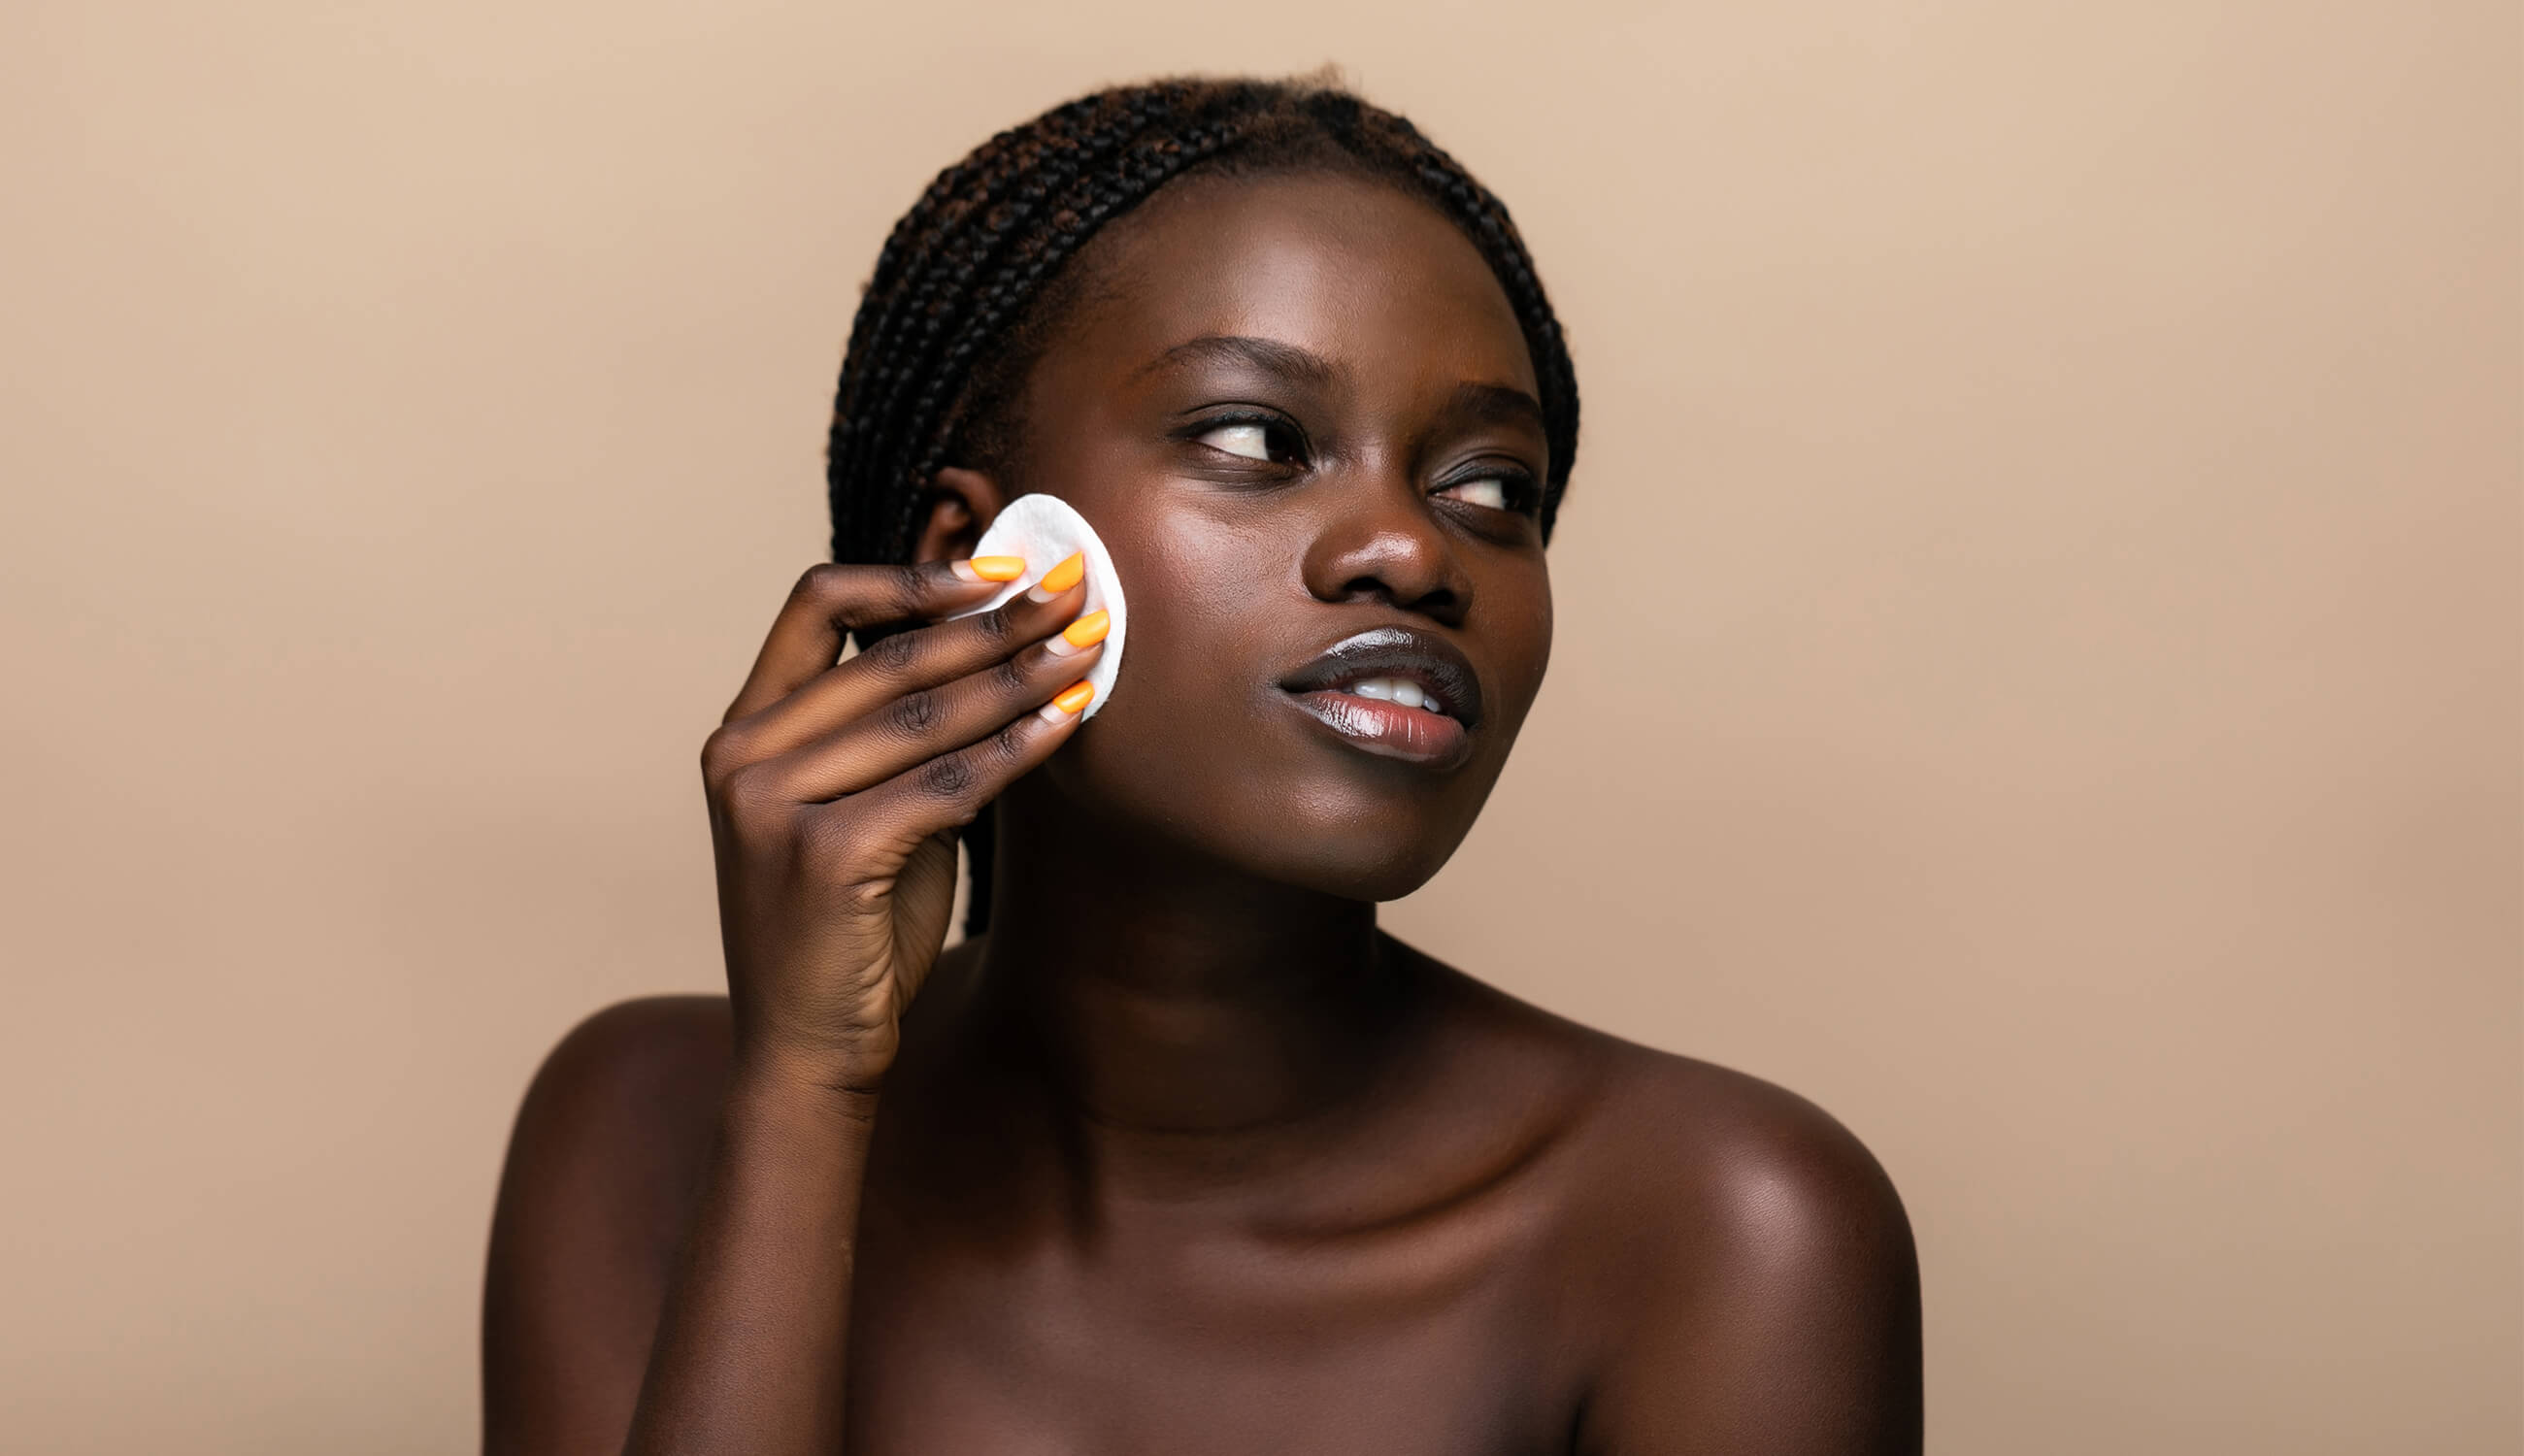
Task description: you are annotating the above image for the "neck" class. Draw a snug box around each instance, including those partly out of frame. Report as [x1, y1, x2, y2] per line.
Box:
[971, 785, 1420, 1144]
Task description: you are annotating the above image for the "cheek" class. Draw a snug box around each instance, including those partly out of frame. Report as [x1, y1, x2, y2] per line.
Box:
[1029, 461, 1552, 895]
[1492, 564, 1554, 729]
[1035, 500, 1330, 842]
[1093, 504, 1289, 742]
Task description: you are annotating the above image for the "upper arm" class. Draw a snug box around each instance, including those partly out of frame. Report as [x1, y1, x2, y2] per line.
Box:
[482, 996, 732, 1456]
[1580, 1085, 1923, 1456]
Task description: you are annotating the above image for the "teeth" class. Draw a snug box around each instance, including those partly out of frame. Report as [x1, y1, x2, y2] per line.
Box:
[1342, 677, 1442, 713]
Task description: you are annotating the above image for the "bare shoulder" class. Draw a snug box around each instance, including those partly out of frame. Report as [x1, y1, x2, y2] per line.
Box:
[492, 996, 735, 1243]
[1590, 1035, 1913, 1268]
[1434, 964, 1910, 1245]
[510, 994, 734, 1144]
[482, 996, 734, 1456]
[1434, 966, 1923, 1452]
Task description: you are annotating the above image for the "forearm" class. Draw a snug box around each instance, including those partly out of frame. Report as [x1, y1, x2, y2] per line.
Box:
[623, 1067, 879, 1455]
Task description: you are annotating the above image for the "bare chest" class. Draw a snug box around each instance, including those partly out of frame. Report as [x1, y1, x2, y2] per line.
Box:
[840, 1192, 1584, 1456]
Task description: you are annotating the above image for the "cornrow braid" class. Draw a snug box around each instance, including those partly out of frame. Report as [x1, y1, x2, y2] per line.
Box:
[822, 74, 1582, 934]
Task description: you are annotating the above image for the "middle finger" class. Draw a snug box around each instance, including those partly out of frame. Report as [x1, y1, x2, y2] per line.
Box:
[729, 559, 1091, 765]
[756, 610, 1110, 804]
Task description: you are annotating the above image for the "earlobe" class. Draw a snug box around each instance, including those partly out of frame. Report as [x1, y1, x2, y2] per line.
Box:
[912, 466, 1010, 566]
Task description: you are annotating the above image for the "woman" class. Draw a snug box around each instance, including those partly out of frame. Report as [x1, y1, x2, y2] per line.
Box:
[483, 76, 1922, 1454]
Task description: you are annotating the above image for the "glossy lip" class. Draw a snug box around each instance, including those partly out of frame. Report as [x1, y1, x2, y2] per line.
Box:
[1276, 626, 1484, 770]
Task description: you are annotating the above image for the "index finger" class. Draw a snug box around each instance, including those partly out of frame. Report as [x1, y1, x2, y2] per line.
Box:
[723, 557, 1024, 722]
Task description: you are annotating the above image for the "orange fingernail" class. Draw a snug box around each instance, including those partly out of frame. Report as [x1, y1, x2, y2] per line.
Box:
[955, 555, 1026, 582]
[1050, 609, 1110, 655]
[1043, 679, 1095, 718]
[1026, 550, 1086, 601]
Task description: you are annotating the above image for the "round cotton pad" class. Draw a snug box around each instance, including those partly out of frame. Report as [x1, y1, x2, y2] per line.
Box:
[949, 493, 1126, 720]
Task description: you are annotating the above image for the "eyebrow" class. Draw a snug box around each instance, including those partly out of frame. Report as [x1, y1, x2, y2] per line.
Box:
[1445, 381, 1547, 435]
[1136, 333, 1342, 386]
[1137, 334, 1548, 434]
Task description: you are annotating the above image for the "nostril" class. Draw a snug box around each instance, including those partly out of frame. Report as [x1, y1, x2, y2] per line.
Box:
[1341, 578, 1458, 611]
[1306, 511, 1470, 621]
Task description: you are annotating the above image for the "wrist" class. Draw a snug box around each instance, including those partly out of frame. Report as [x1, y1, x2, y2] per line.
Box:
[726, 1042, 886, 1127]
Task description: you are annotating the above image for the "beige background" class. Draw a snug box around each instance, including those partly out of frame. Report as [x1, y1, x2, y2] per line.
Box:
[3, 1, 2516, 1451]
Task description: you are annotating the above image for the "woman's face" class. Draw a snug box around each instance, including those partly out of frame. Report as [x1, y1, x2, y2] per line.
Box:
[991, 169, 1555, 900]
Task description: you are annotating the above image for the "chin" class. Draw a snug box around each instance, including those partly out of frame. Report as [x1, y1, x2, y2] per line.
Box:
[1243, 822, 1465, 902]
[1251, 766, 1497, 900]
[1132, 810, 1470, 905]
[1058, 736, 1490, 904]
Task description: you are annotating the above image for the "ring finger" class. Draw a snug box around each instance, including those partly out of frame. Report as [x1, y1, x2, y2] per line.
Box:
[756, 610, 1110, 804]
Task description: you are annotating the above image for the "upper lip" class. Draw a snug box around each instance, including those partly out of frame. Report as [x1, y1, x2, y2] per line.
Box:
[1277, 627, 1485, 728]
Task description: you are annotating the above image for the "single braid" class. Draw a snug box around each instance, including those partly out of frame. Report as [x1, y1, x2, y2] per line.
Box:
[822, 75, 1582, 934]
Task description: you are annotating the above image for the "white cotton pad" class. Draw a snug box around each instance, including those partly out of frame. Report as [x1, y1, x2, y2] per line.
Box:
[949, 493, 1126, 720]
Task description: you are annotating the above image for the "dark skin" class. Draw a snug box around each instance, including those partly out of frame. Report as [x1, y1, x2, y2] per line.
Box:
[483, 171, 1921, 1455]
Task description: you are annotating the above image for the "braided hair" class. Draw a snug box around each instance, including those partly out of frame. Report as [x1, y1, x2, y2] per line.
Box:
[824, 73, 1582, 934]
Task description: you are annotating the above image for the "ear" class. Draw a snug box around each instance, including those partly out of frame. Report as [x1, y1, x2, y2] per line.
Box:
[911, 466, 1011, 566]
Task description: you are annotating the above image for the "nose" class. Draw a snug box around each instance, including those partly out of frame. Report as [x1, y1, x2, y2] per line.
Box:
[1298, 465, 1469, 627]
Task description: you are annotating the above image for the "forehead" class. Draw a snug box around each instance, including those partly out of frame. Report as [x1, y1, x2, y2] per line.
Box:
[1041, 169, 1539, 397]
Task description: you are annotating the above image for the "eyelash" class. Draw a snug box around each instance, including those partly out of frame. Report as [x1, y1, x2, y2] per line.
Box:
[1184, 411, 1543, 518]
[1189, 411, 1307, 466]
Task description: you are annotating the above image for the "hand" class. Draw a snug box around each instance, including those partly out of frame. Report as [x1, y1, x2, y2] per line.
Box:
[698, 555, 1104, 1096]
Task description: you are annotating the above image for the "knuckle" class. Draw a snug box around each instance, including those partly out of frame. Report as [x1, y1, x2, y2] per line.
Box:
[973, 602, 1021, 646]
[915, 751, 979, 802]
[856, 627, 921, 678]
[698, 724, 753, 784]
[791, 561, 850, 608]
[718, 760, 788, 822]
[986, 652, 1034, 698]
[885, 689, 943, 739]
[883, 565, 934, 622]
[988, 718, 1036, 768]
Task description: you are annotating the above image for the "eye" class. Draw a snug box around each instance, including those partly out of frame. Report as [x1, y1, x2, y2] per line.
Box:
[1188, 414, 1309, 469]
[1198, 422, 1273, 461]
[1438, 474, 1532, 514]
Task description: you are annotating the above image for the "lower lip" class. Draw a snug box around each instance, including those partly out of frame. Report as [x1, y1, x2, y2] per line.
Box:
[1282, 689, 1473, 769]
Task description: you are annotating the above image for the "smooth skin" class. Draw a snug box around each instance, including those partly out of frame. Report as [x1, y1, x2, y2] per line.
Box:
[483, 171, 1921, 1455]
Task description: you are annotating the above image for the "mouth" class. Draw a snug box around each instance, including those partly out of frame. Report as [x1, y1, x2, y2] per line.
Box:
[1276, 627, 1484, 770]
